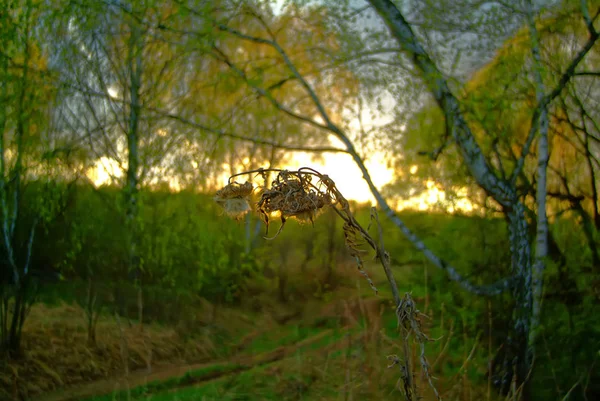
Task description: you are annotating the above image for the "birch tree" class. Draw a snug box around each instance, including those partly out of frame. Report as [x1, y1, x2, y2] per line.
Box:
[0, 0, 74, 354]
[52, 0, 202, 325]
[356, 0, 598, 394]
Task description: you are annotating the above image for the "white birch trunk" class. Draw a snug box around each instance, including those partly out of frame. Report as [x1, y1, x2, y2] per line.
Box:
[367, 0, 535, 391]
[525, 0, 550, 370]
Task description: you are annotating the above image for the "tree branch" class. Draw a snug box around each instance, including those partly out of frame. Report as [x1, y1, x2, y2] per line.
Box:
[23, 218, 38, 278]
[580, 0, 599, 36]
[150, 108, 348, 154]
[525, 0, 551, 361]
[212, 10, 514, 296]
[510, 12, 600, 184]
[210, 45, 331, 132]
[574, 71, 600, 77]
[368, 0, 515, 207]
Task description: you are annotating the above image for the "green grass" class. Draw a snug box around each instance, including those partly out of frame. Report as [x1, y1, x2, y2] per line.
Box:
[81, 324, 344, 401]
[81, 360, 317, 401]
[83, 363, 245, 401]
[147, 365, 281, 401]
[243, 324, 323, 354]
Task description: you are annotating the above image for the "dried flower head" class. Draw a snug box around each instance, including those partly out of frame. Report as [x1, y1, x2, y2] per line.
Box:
[214, 168, 374, 286]
[215, 181, 254, 199]
[214, 181, 254, 219]
[257, 170, 332, 226]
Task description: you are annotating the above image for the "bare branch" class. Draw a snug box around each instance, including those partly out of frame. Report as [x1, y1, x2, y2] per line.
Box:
[575, 71, 600, 77]
[580, 0, 599, 36]
[525, 0, 551, 362]
[151, 109, 348, 154]
[510, 15, 599, 184]
[210, 45, 331, 132]
[23, 219, 38, 278]
[215, 22, 338, 131]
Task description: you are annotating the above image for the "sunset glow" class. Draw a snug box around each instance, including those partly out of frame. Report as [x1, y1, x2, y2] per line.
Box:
[88, 151, 474, 213]
[87, 156, 122, 186]
[285, 152, 392, 204]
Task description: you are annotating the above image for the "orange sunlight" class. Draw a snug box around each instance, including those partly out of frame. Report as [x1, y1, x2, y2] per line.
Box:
[88, 153, 475, 213]
[87, 156, 122, 186]
[285, 152, 392, 204]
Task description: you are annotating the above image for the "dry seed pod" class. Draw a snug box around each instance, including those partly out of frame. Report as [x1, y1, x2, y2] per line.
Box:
[215, 181, 253, 199]
[258, 173, 331, 219]
[214, 181, 254, 219]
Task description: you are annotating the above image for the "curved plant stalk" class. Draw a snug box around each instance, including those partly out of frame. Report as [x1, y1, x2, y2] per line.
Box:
[215, 166, 440, 399]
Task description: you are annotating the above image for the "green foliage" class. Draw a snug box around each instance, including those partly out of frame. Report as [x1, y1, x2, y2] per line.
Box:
[5, 189, 597, 399]
[36, 186, 262, 311]
[0, 1, 598, 398]
[138, 189, 261, 303]
[82, 362, 245, 401]
[371, 208, 600, 397]
[534, 213, 600, 399]
[12, 180, 599, 399]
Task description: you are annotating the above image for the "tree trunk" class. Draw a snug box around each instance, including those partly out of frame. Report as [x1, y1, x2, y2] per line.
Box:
[245, 213, 252, 254]
[85, 275, 99, 347]
[300, 237, 314, 273]
[126, 18, 143, 329]
[325, 211, 337, 285]
[279, 246, 290, 303]
[526, 4, 551, 393]
[506, 204, 533, 397]
[6, 282, 28, 356]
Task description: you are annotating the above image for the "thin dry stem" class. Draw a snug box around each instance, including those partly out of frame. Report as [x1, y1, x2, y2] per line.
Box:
[395, 292, 442, 400]
[215, 166, 440, 401]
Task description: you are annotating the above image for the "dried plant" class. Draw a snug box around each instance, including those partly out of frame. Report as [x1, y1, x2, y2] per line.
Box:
[214, 181, 254, 219]
[215, 167, 440, 400]
[256, 168, 333, 235]
[388, 293, 442, 401]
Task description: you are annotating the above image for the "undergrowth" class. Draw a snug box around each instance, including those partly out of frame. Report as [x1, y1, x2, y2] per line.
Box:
[5, 168, 593, 400]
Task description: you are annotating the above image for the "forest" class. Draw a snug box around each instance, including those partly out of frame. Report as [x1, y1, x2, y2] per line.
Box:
[0, 0, 599, 400]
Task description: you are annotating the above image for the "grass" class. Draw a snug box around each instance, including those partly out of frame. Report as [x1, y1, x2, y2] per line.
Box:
[76, 299, 493, 401]
[2, 173, 594, 400]
[84, 345, 349, 401]
[79, 325, 352, 401]
[3, 257, 505, 401]
[82, 363, 246, 401]
[4, 191, 510, 401]
[145, 366, 281, 401]
[4, 266, 509, 401]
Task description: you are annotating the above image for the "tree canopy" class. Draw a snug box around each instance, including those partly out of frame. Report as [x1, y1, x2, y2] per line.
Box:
[0, 0, 599, 399]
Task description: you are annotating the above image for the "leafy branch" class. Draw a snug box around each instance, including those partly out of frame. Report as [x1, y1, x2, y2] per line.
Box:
[510, 1, 600, 185]
[210, 11, 512, 296]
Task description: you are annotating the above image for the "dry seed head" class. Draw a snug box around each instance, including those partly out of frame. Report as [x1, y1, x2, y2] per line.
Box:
[215, 181, 254, 199]
[214, 181, 254, 219]
[215, 198, 251, 219]
[257, 171, 332, 224]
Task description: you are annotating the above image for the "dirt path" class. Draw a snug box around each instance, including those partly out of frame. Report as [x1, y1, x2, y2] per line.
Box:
[36, 361, 217, 401]
[36, 328, 344, 401]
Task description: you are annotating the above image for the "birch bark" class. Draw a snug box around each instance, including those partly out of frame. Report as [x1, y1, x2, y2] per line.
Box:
[126, 18, 143, 327]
